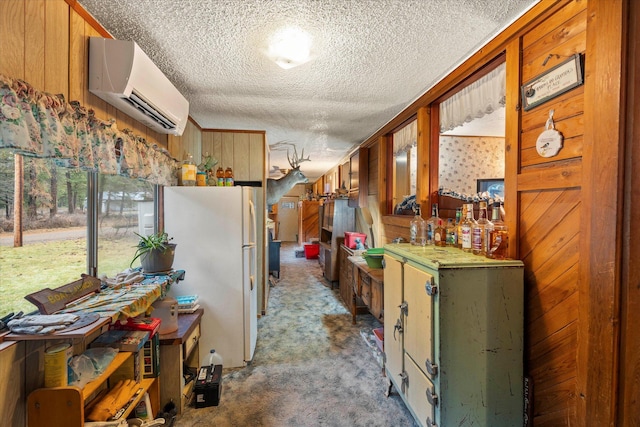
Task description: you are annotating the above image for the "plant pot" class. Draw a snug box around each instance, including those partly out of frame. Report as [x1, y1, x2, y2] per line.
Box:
[140, 243, 177, 274]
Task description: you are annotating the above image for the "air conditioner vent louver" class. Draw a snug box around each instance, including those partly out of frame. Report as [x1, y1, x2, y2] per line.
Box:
[123, 91, 176, 131]
[89, 37, 189, 136]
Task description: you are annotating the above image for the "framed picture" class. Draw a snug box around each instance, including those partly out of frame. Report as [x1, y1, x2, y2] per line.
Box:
[477, 178, 504, 198]
[521, 54, 584, 111]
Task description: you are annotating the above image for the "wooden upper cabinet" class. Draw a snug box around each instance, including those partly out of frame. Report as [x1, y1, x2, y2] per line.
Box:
[201, 131, 266, 183]
[348, 147, 369, 208]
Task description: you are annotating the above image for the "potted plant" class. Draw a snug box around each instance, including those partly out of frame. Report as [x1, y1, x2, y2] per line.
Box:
[130, 231, 177, 273]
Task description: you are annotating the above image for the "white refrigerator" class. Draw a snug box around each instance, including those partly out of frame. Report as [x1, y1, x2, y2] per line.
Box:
[164, 186, 258, 368]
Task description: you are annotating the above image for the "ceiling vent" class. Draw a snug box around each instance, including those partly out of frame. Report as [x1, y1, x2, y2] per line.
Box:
[89, 37, 189, 136]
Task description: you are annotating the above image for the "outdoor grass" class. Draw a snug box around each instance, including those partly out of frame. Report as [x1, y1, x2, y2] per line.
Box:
[0, 237, 137, 316]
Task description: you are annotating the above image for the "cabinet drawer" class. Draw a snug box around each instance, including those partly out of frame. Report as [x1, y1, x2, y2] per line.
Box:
[405, 353, 437, 427]
[183, 324, 200, 359]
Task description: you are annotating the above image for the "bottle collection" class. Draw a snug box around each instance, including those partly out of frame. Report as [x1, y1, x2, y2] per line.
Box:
[409, 201, 509, 259]
[180, 152, 234, 186]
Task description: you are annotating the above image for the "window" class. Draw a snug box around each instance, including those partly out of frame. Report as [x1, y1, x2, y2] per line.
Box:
[0, 153, 157, 315]
[391, 119, 418, 214]
[97, 174, 156, 278]
[0, 155, 88, 314]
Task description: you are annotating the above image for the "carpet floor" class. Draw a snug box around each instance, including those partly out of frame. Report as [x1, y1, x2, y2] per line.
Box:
[174, 242, 417, 427]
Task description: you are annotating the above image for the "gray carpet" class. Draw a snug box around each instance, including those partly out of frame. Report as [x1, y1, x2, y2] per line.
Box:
[175, 242, 417, 427]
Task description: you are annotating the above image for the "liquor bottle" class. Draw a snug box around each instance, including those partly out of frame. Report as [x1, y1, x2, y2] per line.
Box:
[426, 203, 441, 245]
[225, 167, 234, 186]
[434, 212, 446, 247]
[445, 218, 457, 247]
[460, 203, 475, 252]
[216, 167, 225, 186]
[455, 207, 463, 248]
[487, 202, 509, 259]
[181, 153, 196, 186]
[472, 201, 489, 255]
[410, 204, 427, 246]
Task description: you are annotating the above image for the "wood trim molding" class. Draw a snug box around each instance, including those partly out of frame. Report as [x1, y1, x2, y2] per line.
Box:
[578, 0, 626, 425]
[64, 0, 111, 38]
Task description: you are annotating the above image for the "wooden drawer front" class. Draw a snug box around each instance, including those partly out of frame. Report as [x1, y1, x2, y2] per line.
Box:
[405, 353, 437, 427]
[183, 324, 200, 360]
[360, 273, 372, 306]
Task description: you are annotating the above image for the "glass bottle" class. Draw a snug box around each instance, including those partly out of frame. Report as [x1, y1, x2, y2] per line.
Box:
[460, 203, 475, 252]
[472, 201, 489, 255]
[216, 167, 225, 186]
[181, 153, 196, 186]
[426, 203, 441, 245]
[434, 211, 446, 247]
[487, 202, 509, 259]
[445, 218, 457, 247]
[457, 205, 467, 249]
[225, 167, 234, 186]
[410, 204, 427, 246]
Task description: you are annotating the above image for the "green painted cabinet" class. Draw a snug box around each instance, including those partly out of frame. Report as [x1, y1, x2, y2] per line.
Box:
[383, 244, 524, 427]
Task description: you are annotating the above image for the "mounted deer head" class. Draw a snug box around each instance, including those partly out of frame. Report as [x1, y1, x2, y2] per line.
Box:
[267, 147, 310, 206]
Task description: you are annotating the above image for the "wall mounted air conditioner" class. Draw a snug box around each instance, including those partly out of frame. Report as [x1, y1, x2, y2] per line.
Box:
[89, 37, 189, 136]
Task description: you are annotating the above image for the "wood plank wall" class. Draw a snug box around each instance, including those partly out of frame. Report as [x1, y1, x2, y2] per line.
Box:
[517, 2, 586, 425]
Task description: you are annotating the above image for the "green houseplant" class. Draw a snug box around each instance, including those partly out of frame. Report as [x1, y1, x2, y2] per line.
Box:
[130, 231, 177, 273]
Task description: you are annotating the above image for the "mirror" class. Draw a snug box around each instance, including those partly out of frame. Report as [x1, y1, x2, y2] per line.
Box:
[391, 119, 417, 214]
[438, 62, 506, 198]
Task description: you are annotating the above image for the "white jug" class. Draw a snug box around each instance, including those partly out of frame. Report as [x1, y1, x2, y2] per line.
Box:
[152, 297, 178, 334]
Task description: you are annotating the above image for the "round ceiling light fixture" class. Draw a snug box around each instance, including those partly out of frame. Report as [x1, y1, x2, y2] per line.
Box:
[268, 27, 312, 69]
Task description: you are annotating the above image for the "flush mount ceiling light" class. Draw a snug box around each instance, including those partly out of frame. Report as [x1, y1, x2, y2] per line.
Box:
[268, 27, 312, 69]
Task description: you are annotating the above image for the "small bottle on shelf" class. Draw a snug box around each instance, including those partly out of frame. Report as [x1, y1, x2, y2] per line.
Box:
[426, 203, 441, 246]
[445, 218, 457, 247]
[472, 201, 489, 255]
[225, 167, 234, 186]
[216, 167, 225, 186]
[410, 204, 427, 246]
[181, 153, 196, 186]
[460, 203, 475, 252]
[487, 202, 509, 259]
[456, 205, 465, 249]
[434, 210, 446, 247]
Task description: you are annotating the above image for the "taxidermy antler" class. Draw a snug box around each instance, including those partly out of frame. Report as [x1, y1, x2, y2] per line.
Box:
[267, 147, 310, 206]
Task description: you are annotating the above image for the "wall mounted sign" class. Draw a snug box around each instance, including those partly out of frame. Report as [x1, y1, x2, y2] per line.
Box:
[521, 54, 583, 111]
[536, 110, 564, 158]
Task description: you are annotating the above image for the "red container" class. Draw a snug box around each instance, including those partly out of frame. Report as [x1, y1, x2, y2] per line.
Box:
[304, 243, 319, 259]
[344, 232, 367, 249]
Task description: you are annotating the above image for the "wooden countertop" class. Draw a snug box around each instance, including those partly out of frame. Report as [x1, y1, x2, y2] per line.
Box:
[347, 256, 384, 282]
[159, 308, 203, 346]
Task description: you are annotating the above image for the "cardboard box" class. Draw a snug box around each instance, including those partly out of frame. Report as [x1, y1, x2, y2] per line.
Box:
[143, 333, 160, 378]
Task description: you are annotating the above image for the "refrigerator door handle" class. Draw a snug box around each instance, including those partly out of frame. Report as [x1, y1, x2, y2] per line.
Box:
[249, 199, 257, 246]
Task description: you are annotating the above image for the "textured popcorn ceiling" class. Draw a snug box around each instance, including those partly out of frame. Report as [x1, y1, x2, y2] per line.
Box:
[78, 0, 537, 180]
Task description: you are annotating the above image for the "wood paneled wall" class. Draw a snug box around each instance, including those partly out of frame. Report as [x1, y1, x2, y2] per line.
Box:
[517, 2, 586, 425]
[352, 0, 632, 425]
[200, 130, 266, 182]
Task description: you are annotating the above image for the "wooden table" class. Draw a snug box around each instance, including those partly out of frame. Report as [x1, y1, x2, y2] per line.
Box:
[159, 308, 203, 414]
[347, 256, 384, 323]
